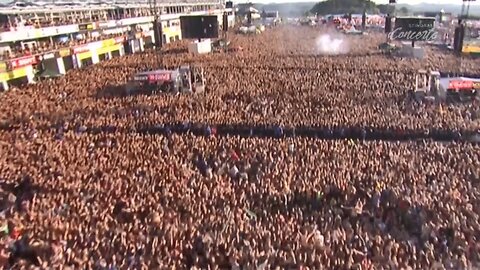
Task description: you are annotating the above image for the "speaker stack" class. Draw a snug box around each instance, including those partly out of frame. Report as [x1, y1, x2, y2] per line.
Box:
[223, 12, 228, 32]
[454, 23, 465, 53]
[385, 14, 392, 33]
[153, 21, 163, 48]
[362, 11, 367, 29]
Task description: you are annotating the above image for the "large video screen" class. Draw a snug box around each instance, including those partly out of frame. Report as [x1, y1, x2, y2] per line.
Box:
[180, 15, 219, 39]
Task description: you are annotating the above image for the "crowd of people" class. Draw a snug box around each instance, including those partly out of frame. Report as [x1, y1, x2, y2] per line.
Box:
[0, 26, 479, 269]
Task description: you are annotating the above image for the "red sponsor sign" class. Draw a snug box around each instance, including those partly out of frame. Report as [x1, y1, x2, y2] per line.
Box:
[115, 36, 125, 44]
[72, 45, 89, 54]
[449, 80, 474, 90]
[10, 56, 37, 69]
[148, 72, 171, 81]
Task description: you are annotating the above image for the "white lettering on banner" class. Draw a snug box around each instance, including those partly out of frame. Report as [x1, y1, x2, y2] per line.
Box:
[388, 27, 438, 41]
[134, 75, 148, 81]
[43, 53, 55, 60]
[148, 73, 171, 81]
[115, 36, 125, 44]
[10, 56, 36, 69]
[73, 46, 89, 54]
[73, 40, 105, 54]
[405, 22, 434, 29]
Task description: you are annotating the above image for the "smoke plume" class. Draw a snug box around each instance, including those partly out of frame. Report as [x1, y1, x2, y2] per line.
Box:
[315, 33, 349, 55]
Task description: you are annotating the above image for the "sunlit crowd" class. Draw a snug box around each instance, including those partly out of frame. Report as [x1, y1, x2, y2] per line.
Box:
[0, 26, 479, 269]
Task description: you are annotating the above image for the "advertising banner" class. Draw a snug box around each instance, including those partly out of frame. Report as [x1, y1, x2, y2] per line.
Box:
[462, 45, 480, 54]
[389, 17, 438, 41]
[58, 48, 71, 57]
[120, 17, 152, 26]
[79, 23, 95, 31]
[77, 51, 93, 60]
[115, 36, 126, 44]
[9, 56, 37, 70]
[42, 53, 55, 60]
[97, 44, 121, 55]
[72, 45, 89, 54]
[0, 62, 6, 72]
[101, 38, 116, 48]
[148, 72, 171, 81]
[0, 67, 28, 81]
[448, 80, 480, 90]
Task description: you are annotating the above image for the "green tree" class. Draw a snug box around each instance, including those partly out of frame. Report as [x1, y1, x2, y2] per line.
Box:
[377, 4, 395, 15]
[398, 7, 410, 15]
[311, 0, 379, 15]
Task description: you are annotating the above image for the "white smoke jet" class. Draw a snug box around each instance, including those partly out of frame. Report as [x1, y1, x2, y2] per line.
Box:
[315, 34, 349, 55]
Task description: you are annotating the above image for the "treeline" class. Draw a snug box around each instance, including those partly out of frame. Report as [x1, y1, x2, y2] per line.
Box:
[310, 0, 396, 15]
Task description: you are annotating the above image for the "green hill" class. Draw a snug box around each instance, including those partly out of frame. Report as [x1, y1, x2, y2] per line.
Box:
[310, 0, 395, 15]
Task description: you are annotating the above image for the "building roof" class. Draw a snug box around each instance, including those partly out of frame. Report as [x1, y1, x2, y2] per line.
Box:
[0, 0, 221, 14]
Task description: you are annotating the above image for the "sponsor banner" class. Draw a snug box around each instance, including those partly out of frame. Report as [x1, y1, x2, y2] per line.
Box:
[42, 53, 55, 60]
[162, 26, 181, 37]
[72, 45, 89, 54]
[389, 17, 438, 41]
[10, 56, 37, 69]
[115, 36, 125, 44]
[462, 45, 480, 54]
[73, 40, 107, 54]
[120, 17, 152, 26]
[0, 67, 28, 81]
[77, 51, 92, 60]
[448, 80, 480, 90]
[97, 44, 121, 55]
[148, 72, 171, 81]
[134, 75, 148, 81]
[58, 48, 71, 57]
[101, 38, 116, 48]
[101, 37, 125, 48]
[79, 23, 95, 31]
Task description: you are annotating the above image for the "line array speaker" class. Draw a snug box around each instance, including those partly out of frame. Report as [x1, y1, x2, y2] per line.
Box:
[223, 13, 228, 32]
[385, 15, 392, 33]
[454, 24, 465, 53]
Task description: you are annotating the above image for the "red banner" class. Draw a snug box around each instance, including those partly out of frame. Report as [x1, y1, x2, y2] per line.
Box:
[449, 80, 469, 89]
[10, 55, 37, 69]
[115, 36, 125, 44]
[72, 45, 89, 54]
[148, 73, 171, 81]
[448, 80, 477, 90]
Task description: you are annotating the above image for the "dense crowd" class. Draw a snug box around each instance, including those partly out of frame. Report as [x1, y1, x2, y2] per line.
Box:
[0, 26, 479, 269]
